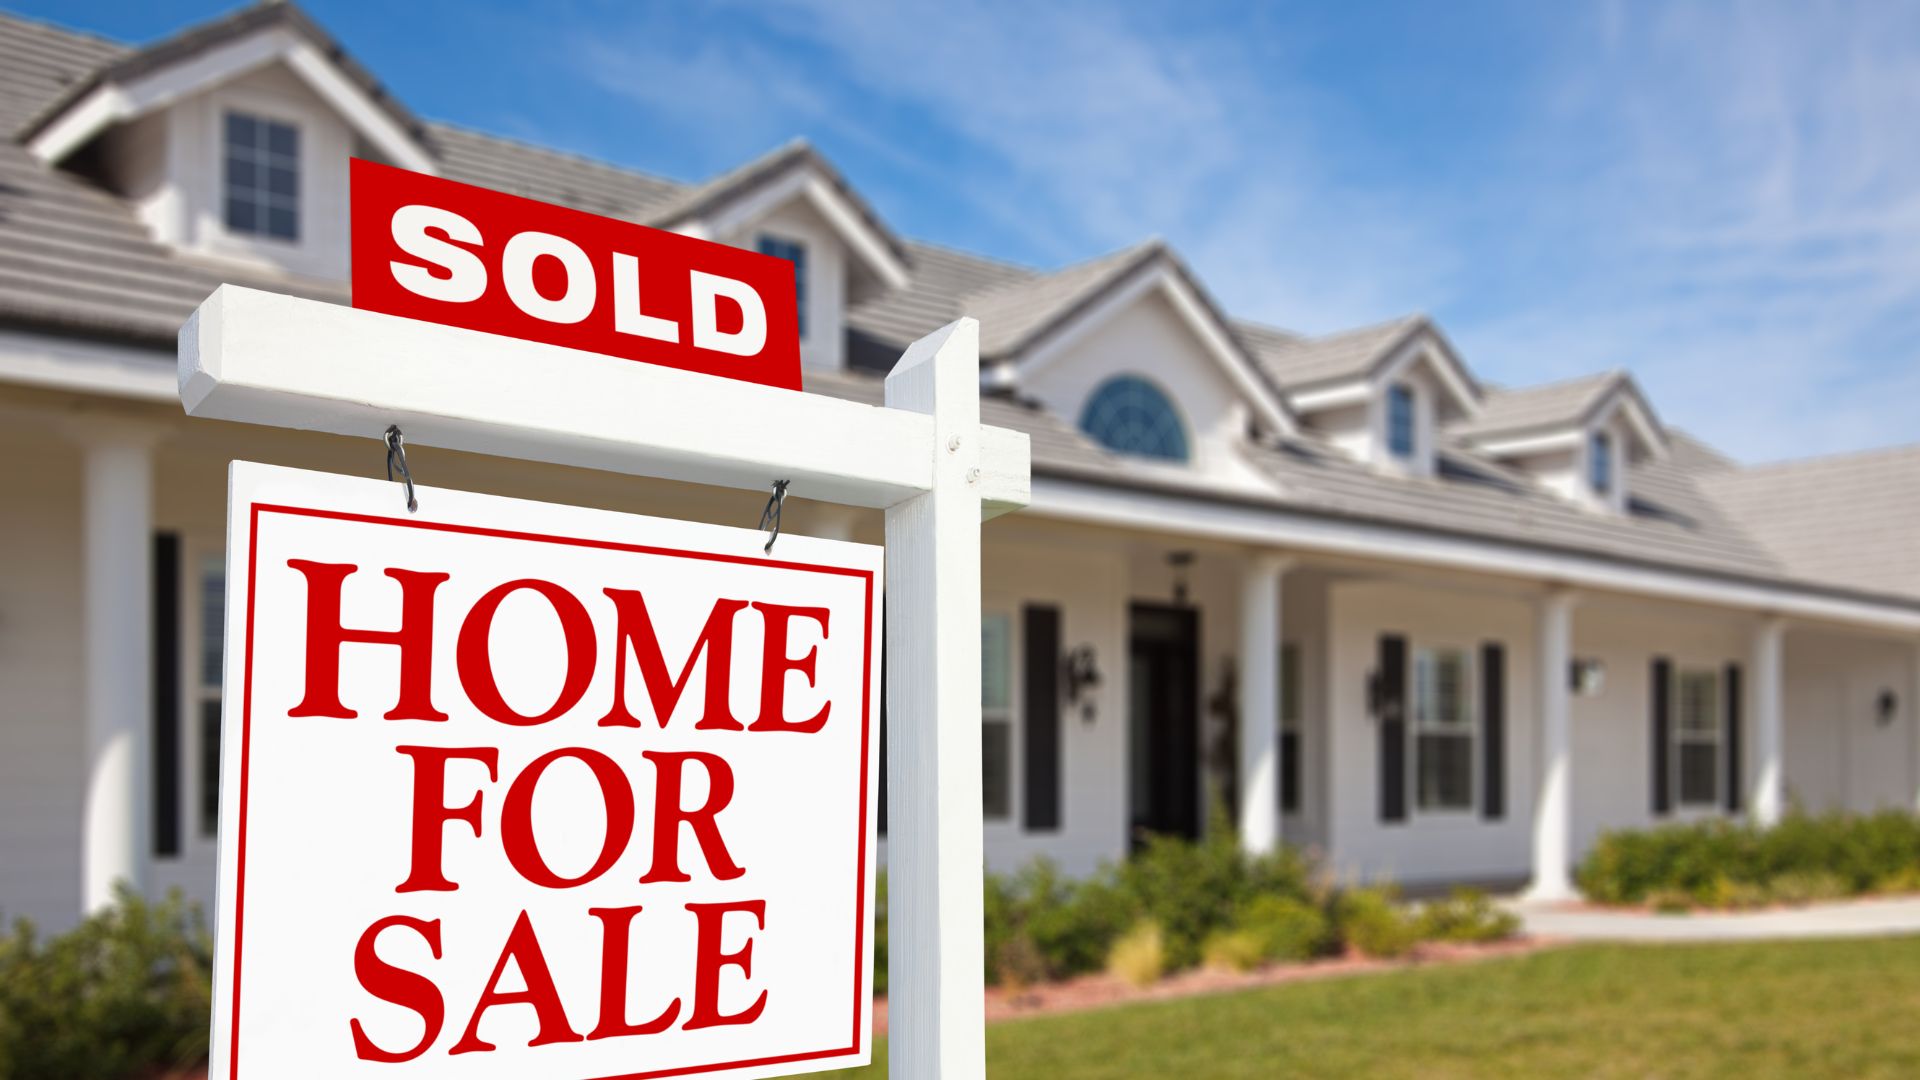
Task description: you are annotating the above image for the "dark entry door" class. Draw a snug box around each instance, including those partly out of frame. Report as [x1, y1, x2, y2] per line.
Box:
[1128, 603, 1201, 844]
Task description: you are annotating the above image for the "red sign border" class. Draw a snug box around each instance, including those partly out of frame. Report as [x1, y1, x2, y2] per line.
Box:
[225, 501, 876, 1078]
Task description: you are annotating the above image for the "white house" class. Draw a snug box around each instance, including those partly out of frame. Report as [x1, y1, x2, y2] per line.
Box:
[3, 5, 1919, 934]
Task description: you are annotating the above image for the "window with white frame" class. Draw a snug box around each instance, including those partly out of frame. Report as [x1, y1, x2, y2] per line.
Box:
[1412, 645, 1473, 811]
[198, 554, 225, 837]
[756, 235, 808, 339]
[1674, 668, 1720, 807]
[222, 111, 300, 241]
[1386, 383, 1417, 460]
[981, 611, 1014, 821]
[1589, 430, 1614, 495]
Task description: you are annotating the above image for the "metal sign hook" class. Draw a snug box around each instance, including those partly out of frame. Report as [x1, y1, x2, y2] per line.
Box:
[758, 479, 790, 554]
[384, 424, 419, 513]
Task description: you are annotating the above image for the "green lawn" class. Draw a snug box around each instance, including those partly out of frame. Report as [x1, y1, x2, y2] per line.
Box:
[830, 937, 1920, 1078]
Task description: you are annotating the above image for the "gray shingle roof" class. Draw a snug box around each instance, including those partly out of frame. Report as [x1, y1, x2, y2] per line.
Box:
[1699, 444, 1920, 602]
[0, 11, 124, 138]
[4, 6, 1919, 611]
[1244, 313, 1426, 389]
[1451, 370, 1623, 440]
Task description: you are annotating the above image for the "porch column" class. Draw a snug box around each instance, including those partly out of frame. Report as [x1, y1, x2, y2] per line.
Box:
[80, 425, 157, 913]
[1750, 616, 1787, 827]
[1527, 588, 1577, 901]
[1238, 554, 1291, 855]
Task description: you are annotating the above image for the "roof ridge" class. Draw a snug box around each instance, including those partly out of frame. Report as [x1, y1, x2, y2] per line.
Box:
[1718, 439, 1920, 475]
[424, 119, 687, 187]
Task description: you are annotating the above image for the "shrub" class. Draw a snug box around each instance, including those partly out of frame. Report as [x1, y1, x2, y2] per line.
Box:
[1336, 886, 1418, 959]
[1693, 875, 1769, 911]
[1647, 888, 1694, 914]
[1106, 921, 1167, 987]
[873, 872, 887, 997]
[1576, 811, 1920, 906]
[1768, 870, 1849, 906]
[0, 887, 212, 1079]
[1414, 888, 1521, 944]
[1200, 929, 1265, 973]
[1235, 894, 1331, 962]
[1875, 865, 1920, 895]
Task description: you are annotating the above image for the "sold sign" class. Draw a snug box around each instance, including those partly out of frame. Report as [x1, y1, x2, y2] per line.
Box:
[350, 159, 802, 390]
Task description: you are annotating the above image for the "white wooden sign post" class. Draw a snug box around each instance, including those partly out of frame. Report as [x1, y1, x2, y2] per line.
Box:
[181, 284, 1028, 1079]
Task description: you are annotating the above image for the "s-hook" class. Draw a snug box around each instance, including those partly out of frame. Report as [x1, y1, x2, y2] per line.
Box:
[384, 425, 418, 513]
[758, 479, 790, 554]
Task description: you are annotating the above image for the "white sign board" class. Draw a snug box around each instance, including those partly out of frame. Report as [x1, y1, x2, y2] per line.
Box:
[208, 461, 881, 1080]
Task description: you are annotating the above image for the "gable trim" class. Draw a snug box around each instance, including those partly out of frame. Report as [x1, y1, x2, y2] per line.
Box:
[1016, 255, 1299, 437]
[27, 25, 434, 175]
[691, 164, 911, 293]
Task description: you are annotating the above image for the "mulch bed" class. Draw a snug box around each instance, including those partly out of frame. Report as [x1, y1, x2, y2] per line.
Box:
[873, 935, 1550, 1034]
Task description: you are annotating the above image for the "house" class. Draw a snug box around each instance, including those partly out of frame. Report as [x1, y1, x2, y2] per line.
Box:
[3, 4, 1918, 936]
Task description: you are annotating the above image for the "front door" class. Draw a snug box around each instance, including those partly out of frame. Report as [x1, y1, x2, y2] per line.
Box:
[1129, 603, 1201, 845]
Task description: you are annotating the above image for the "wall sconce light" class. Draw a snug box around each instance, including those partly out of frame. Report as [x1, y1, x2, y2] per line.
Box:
[1878, 689, 1899, 727]
[1063, 645, 1102, 724]
[1569, 658, 1606, 697]
[1167, 550, 1195, 605]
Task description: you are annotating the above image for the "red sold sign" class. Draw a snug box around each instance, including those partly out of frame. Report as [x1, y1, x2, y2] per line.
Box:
[350, 159, 802, 390]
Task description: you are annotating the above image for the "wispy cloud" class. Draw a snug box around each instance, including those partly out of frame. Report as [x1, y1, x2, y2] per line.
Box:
[555, 0, 1920, 462]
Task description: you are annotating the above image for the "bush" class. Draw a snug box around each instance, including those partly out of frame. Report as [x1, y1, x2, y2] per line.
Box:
[1414, 888, 1521, 944]
[1336, 886, 1418, 959]
[1107, 921, 1167, 987]
[1200, 929, 1264, 973]
[1768, 870, 1849, 906]
[873, 871, 887, 997]
[1235, 894, 1332, 962]
[1576, 811, 1920, 906]
[1647, 887, 1694, 914]
[0, 887, 212, 1079]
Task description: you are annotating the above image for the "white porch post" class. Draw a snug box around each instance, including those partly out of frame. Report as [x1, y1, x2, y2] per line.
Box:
[80, 425, 157, 913]
[884, 320, 986, 1078]
[1239, 554, 1290, 855]
[1527, 588, 1577, 901]
[1751, 616, 1787, 826]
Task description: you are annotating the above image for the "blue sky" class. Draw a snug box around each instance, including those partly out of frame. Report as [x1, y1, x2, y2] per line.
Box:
[23, 0, 1920, 462]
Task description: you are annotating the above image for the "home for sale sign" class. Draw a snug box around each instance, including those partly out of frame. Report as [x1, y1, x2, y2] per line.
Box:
[207, 462, 880, 1080]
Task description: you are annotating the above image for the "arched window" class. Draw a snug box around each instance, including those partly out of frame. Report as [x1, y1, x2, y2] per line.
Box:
[1079, 376, 1190, 463]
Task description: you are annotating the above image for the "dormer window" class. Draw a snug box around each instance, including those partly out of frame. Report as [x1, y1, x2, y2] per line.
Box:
[755, 235, 808, 340]
[1080, 375, 1189, 463]
[1589, 431, 1613, 495]
[1386, 383, 1416, 460]
[222, 111, 299, 242]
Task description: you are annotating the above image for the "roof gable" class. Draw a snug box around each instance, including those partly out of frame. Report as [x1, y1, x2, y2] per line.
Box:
[651, 140, 911, 295]
[977, 242, 1299, 437]
[23, 3, 434, 174]
[1250, 314, 1482, 417]
[1455, 370, 1668, 459]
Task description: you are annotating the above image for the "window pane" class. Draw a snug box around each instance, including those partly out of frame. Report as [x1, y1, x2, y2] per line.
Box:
[1279, 642, 1300, 729]
[1678, 743, 1718, 805]
[756, 235, 807, 339]
[200, 558, 225, 688]
[226, 156, 257, 190]
[1678, 671, 1718, 734]
[225, 198, 256, 233]
[982, 720, 1011, 819]
[267, 164, 298, 197]
[1417, 733, 1473, 810]
[1590, 432, 1613, 493]
[267, 207, 298, 241]
[225, 112, 256, 149]
[981, 612, 1011, 710]
[1435, 649, 1465, 726]
[200, 699, 222, 836]
[266, 120, 298, 157]
[1387, 384, 1416, 458]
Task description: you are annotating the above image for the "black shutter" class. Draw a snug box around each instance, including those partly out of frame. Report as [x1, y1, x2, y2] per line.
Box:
[1651, 657, 1672, 816]
[1481, 642, 1506, 821]
[1022, 605, 1062, 832]
[1724, 663, 1743, 814]
[153, 533, 181, 859]
[1378, 634, 1407, 823]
